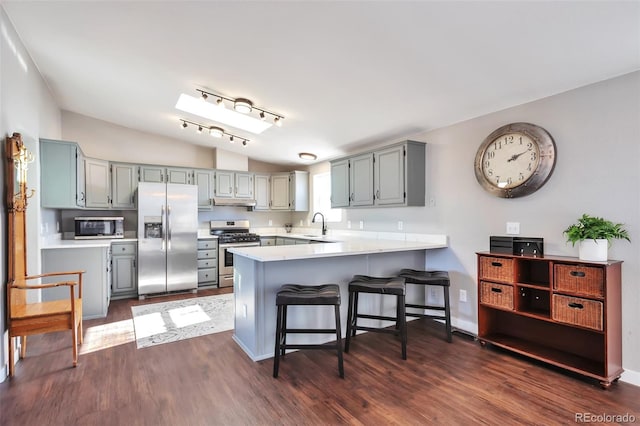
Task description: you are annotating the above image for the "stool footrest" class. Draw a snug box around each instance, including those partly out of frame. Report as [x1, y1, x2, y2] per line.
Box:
[352, 325, 400, 335]
[355, 313, 398, 322]
[283, 343, 340, 350]
[406, 303, 446, 311]
[406, 312, 446, 319]
[282, 328, 339, 334]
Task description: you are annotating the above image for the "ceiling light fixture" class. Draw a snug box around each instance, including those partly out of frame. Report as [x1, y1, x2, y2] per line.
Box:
[179, 119, 249, 145]
[176, 89, 285, 133]
[234, 98, 253, 114]
[298, 152, 317, 161]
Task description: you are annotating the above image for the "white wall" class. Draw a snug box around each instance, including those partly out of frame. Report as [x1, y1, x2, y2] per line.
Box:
[0, 7, 62, 381]
[302, 72, 640, 378]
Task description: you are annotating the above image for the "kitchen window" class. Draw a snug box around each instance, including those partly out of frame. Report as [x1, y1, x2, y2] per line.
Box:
[313, 172, 342, 222]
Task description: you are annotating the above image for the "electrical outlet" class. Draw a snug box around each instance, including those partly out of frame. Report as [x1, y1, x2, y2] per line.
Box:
[459, 289, 467, 303]
[242, 304, 248, 318]
[429, 197, 436, 207]
[359, 220, 364, 230]
[506, 222, 520, 235]
[300, 220, 303, 226]
[268, 219, 273, 226]
[347, 220, 352, 229]
[398, 221, 403, 231]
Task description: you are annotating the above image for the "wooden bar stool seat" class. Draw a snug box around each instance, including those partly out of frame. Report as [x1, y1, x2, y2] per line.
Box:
[398, 269, 452, 342]
[344, 275, 407, 360]
[273, 284, 344, 378]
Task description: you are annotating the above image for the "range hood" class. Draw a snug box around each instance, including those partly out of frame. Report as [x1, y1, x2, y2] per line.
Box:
[212, 197, 257, 207]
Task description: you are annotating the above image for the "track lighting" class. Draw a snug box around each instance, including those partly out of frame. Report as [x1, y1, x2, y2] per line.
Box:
[184, 89, 285, 132]
[180, 119, 250, 146]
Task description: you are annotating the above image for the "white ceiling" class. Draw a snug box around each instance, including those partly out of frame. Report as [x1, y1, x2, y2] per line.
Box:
[3, 1, 639, 166]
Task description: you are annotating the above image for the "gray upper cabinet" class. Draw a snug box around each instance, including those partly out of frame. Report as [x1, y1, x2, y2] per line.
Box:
[330, 159, 350, 208]
[330, 140, 425, 208]
[270, 173, 290, 210]
[111, 162, 138, 209]
[350, 153, 374, 206]
[85, 158, 111, 209]
[139, 165, 165, 183]
[194, 169, 215, 210]
[289, 171, 309, 211]
[40, 139, 85, 208]
[167, 167, 192, 184]
[215, 170, 254, 198]
[254, 174, 271, 210]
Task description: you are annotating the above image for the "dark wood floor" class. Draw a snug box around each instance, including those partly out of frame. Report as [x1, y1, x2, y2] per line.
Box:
[2, 288, 639, 425]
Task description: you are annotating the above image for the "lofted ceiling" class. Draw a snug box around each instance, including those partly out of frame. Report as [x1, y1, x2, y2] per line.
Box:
[3, 1, 639, 166]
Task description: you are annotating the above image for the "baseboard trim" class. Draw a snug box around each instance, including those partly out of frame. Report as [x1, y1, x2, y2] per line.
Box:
[620, 368, 640, 387]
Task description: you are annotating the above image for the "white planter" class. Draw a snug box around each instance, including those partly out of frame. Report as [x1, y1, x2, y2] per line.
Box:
[578, 239, 608, 261]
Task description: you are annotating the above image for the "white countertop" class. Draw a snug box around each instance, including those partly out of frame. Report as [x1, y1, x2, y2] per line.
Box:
[42, 237, 138, 249]
[228, 235, 447, 262]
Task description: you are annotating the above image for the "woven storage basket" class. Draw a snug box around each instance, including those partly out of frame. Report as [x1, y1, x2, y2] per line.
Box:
[552, 294, 603, 331]
[480, 281, 514, 310]
[554, 264, 604, 298]
[479, 256, 514, 282]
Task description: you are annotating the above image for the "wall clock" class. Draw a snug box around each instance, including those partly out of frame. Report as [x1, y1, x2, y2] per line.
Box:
[474, 122, 556, 198]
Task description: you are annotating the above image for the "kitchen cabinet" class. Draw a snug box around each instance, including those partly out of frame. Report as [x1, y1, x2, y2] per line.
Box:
[476, 252, 623, 388]
[40, 139, 85, 208]
[110, 162, 138, 209]
[139, 165, 193, 184]
[85, 158, 111, 208]
[350, 153, 374, 206]
[197, 238, 218, 288]
[270, 171, 309, 211]
[270, 173, 290, 210]
[111, 241, 137, 299]
[261, 236, 276, 246]
[41, 246, 111, 319]
[194, 169, 215, 210]
[215, 170, 254, 198]
[330, 159, 350, 208]
[254, 174, 271, 210]
[330, 140, 426, 208]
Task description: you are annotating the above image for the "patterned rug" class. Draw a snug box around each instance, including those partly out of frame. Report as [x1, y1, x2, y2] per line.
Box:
[131, 293, 234, 349]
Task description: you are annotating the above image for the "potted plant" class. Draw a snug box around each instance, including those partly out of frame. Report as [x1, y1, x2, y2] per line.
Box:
[563, 214, 630, 261]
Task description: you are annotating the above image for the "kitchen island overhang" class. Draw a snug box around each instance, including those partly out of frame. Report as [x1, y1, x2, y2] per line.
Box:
[229, 236, 448, 361]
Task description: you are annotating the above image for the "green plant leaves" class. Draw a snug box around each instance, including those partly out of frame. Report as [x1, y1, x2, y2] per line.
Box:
[563, 214, 630, 246]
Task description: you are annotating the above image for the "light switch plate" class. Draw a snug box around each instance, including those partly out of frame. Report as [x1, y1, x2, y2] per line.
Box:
[506, 222, 520, 235]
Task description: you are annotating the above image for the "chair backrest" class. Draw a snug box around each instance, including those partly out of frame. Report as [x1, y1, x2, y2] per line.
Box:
[5, 133, 31, 315]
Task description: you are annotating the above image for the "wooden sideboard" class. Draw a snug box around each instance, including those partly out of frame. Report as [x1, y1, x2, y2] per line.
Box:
[476, 252, 623, 388]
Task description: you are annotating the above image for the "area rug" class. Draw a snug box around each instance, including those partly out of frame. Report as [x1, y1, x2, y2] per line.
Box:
[131, 293, 234, 349]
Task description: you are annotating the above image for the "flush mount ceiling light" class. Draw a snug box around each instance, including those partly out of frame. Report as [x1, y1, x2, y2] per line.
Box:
[180, 119, 249, 147]
[298, 152, 317, 161]
[234, 98, 253, 114]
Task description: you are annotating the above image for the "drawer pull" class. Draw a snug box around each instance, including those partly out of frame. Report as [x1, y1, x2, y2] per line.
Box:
[568, 302, 584, 309]
[570, 271, 586, 277]
[491, 262, 502, 267]
[491, 287, 503, 293]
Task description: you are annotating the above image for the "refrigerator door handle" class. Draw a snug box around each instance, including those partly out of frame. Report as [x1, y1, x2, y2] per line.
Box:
[161, 204, 166, 251]
[167, 205, 172, 251]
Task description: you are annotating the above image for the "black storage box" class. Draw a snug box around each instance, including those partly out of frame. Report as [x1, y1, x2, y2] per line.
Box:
[490, 236, 544, 256]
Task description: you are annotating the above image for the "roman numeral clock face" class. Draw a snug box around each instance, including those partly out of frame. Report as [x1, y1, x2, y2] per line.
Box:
[474, 123, 557, 198]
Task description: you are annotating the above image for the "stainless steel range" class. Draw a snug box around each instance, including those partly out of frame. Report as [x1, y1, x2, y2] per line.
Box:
[210, 220, 261, 288]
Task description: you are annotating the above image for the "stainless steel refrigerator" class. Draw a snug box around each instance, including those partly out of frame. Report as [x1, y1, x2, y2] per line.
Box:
[137, 182, 198, 297]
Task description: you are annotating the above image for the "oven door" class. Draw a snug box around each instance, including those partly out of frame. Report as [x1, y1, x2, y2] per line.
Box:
[219, 242, 261, 287]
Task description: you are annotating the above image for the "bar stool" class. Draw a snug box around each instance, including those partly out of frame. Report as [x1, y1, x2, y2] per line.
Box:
[398, 269, 452, 342]
[344, 275, 407, 360]
[273, 284, 344, 378]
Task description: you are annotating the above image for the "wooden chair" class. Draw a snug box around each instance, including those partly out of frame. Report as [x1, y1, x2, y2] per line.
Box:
[5, 133, 84, 377]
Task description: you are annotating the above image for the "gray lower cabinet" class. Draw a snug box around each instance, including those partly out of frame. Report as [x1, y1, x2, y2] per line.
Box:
[111, 241, 137, 299]
[41, 246, 111, 320]
[261, 236, 276, 246]
[197, 238, 218, 288]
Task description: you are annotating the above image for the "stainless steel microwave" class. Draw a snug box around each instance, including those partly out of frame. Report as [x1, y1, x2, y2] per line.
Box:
[74, 216, 124, 239]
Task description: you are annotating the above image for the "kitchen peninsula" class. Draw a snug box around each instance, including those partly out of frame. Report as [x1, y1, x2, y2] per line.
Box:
[229, 235, 448, 361]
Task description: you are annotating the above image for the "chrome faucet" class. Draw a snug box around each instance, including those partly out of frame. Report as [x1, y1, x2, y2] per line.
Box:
[312, 212, 327, 236]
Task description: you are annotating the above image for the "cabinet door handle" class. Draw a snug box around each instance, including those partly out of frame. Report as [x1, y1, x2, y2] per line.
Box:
[569, 271, 586, 277]
[491, 262, 502, 267]
[491, 287, 503, 293]
[568, 302, 584, 309]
